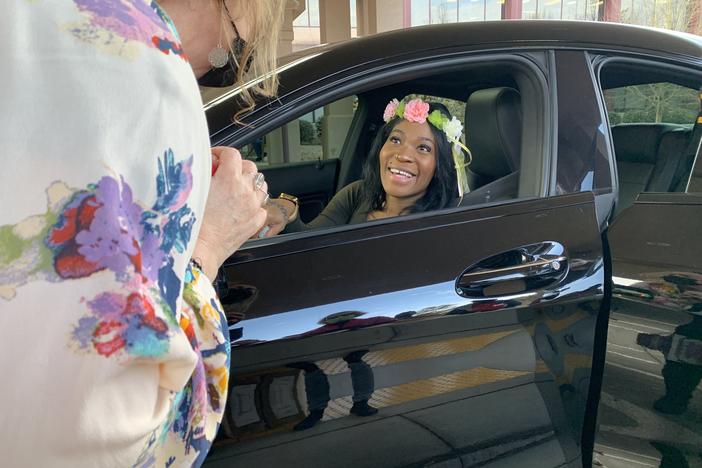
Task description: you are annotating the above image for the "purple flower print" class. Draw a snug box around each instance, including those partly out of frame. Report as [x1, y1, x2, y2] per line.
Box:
[70, 290, 170, 358]
[72, 0, 174, 46]
[76, 176, 144, 280]
[140, 230, 166, 283]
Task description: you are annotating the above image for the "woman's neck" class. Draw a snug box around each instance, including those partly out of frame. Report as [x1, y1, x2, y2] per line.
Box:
[157, 0, 221, 79]
[383, 194, 422, 216]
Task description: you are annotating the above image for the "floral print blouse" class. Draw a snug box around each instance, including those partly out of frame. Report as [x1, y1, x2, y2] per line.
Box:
[0, 2, 229, 466]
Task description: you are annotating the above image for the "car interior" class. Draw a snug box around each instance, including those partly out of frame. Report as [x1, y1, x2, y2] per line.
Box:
[239, 59, 541, 234]
[599, 62, 702, 216]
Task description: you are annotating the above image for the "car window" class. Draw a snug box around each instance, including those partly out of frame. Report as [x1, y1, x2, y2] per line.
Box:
[604, 83, 698, 126]
[240, 96, 358, 168]
[599, 64, 702, 213]
[236, 57, 547, 241]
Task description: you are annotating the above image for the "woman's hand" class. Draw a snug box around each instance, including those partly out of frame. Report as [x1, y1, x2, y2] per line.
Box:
[192, 146, 268, 279]
[257, 199, 295, 238]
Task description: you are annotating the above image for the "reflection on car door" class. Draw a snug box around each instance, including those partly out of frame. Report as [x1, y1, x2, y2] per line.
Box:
[594, 63, 702, 467]
[204, 192, 605, 468]
[597, 192, 702, 465]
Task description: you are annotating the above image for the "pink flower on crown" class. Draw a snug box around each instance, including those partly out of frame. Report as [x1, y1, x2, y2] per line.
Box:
[383, 99, 400, 122]
[403, 99, 430, 124]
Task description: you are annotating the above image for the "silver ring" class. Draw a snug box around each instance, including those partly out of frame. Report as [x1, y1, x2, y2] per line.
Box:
[258, 225, 271, 238]
[253, 172, 265, 191]
[262, 193, 270, 206]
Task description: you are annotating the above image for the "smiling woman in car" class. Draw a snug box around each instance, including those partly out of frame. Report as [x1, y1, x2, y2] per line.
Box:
[261, 98, 471, 235]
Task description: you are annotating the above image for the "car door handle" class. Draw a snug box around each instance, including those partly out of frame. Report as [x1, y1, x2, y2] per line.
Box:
[456, 241, 569, 298]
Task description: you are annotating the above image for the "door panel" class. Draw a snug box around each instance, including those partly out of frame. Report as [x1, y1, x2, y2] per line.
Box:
[205, 193, 605, 467]
[595, 193, 702, 467]
[261, 159, 340, 222]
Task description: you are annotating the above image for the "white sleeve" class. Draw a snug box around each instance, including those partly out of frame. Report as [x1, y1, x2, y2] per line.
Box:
[0, 2, 229, 466]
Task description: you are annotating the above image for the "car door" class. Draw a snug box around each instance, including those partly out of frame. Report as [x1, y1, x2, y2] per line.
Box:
[592, 57, 702, 467]
[204, 48, 610, 468]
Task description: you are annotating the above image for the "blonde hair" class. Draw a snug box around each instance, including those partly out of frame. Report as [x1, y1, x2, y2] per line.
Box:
[220, 0, 286, 118]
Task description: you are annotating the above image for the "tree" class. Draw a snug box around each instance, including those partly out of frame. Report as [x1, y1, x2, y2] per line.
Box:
[605, 83, 699, 125]
[434, 0, 456, 24]
[299, 119, 318, 144]
[620, 0, 701, 33]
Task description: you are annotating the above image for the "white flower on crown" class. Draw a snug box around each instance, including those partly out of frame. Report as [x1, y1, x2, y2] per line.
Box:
[443, 116, 463, 143]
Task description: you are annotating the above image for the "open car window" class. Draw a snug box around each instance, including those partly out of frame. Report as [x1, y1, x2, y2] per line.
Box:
[598, 60, 702, 215]
[233, 55, 548, 242]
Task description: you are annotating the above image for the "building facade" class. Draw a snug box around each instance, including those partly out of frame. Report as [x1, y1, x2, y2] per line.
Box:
[287, 0, 701, 54]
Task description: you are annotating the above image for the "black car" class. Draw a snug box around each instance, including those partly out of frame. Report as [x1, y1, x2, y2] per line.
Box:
[202, 21, 702, 467]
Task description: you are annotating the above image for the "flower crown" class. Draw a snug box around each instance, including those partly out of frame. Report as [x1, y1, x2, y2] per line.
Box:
[383, 98, 472, 196]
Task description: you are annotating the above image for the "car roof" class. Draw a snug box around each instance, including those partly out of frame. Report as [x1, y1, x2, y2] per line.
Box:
[204, 21, 702, 135]
[285, 20, 702, 65]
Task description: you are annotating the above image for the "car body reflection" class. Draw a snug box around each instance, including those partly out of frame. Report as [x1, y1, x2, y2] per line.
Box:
[595, 272, 702, 467]
[205, 255, 604, 467]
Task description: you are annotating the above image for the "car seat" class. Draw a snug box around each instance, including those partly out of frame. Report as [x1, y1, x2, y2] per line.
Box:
[458, 87, 522, 207]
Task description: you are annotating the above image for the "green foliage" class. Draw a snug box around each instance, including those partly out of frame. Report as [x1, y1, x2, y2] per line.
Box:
[605, 83, 699, 126]
[300, 119, 320, 145]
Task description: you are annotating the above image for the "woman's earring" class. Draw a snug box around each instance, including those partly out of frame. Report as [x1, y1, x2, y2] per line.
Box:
[208, 2, 230, 69]
[394, 154, 400, 160]
[208, 43, 230, 68]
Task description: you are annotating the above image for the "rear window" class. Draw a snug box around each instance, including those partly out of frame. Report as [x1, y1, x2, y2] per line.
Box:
[604, 83, 699, 125]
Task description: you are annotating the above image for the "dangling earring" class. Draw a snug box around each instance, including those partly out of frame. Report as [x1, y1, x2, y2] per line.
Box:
[208, 3, 230, 68]
[208, 44, 229, 68]
[394, 154, 400, 160]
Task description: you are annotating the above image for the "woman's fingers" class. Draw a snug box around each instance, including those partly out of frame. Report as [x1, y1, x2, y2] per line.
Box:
[196, 146, 272, 269]
[265, 222, 286, 237]
[240, 159, 257, 175]
[256, 181, 269, 206]
[252, 207, 268, 232]
[212, 146, 243, 176]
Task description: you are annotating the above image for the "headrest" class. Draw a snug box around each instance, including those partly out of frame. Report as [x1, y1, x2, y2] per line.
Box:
[465, 87, 522, 181]
[611, 123, 681, 164]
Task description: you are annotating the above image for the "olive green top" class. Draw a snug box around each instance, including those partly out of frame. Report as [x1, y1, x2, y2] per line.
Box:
[286, 180, 371, 232]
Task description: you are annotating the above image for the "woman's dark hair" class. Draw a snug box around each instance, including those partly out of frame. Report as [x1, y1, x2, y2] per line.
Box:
[361, 101, 459, 214]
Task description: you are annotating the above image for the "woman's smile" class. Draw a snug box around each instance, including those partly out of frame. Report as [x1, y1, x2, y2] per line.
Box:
[386, 166, 417, 183]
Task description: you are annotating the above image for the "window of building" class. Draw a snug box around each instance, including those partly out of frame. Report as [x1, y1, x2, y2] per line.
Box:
[562, 0, 589, 20]
[412, 0, 503, 24]
[431, 0, 459, 24]
[350, 0, 358, 36]
[293, 0, 321, 27]
[459, 0, 485, 22]
[522, 0, 537, 19]
[485, 0, 502, 20]
[538, 0, 564, 19]
[406, 0, 700, 28]
[522, 0, 599, 20]
[621, 0, 698, 31]
[411, 0, 431, 25]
